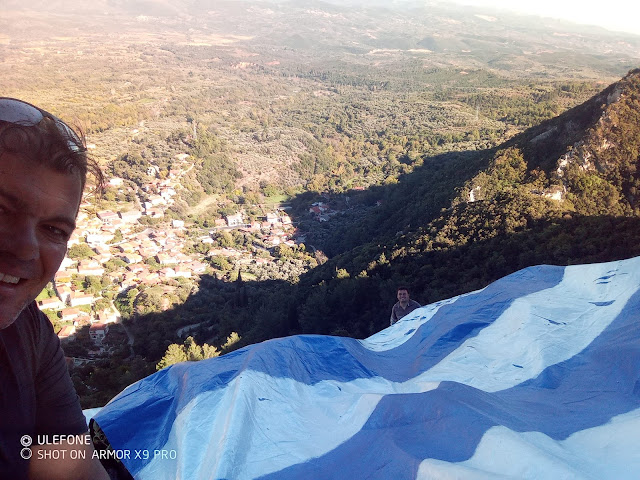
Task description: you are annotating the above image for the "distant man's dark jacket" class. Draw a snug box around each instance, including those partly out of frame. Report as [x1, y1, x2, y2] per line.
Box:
[390, 299, 421, 326]
[0, 302, 87, 479]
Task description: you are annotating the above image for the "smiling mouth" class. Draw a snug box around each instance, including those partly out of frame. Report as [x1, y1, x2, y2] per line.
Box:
[0, 272, 22, 285]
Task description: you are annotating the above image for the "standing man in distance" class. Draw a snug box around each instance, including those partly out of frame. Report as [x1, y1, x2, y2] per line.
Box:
[390, 286, 421, 326]
[0, 98, 109, 479]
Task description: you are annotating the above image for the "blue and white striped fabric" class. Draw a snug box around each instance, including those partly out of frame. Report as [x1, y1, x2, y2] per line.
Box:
[93, 256, 640, 479]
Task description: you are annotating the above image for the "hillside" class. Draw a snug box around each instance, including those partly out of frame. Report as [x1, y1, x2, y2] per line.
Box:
[310, 69, 640, 256]
[112, 69, 640, 367]
[3, 0, 639, 198]
[281, 69, 640, 339]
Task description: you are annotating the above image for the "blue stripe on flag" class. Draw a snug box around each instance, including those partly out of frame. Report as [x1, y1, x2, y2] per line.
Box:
[258, 288, 640, 479]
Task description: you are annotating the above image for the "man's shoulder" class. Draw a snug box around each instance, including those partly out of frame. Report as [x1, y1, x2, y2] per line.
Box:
[1, 302, 53, 373]
[12, 300, 46, 324]
[410, 299, 421, 307]
[9, 302, 51, 339]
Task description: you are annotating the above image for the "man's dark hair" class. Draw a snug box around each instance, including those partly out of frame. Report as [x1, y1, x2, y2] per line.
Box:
[0, 117, 104, 193]
[397, 286, 409, 293]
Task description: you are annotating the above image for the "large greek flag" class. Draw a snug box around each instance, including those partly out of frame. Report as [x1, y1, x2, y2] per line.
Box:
[92, 256, 640, 479]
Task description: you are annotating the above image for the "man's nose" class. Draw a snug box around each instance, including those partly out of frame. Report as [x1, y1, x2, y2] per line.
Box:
[8, 220, 40, 261]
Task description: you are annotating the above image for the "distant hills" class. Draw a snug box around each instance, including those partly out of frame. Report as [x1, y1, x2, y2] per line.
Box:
[4, 0, 640, 73]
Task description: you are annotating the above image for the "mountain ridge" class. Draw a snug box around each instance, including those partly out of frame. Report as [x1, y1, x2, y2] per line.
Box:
[475, 68, 640, 214]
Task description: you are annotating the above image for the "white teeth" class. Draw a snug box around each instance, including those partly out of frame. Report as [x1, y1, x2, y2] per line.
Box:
[0, 273, 20, 284]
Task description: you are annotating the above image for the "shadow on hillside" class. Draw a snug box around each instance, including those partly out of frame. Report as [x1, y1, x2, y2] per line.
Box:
[86, 208, 640, 409]
[124, 140, 640, 366]
[77, 125, 640, 408]
[124, 146, 494, 359]
[287, 148, 493, 257]
[76, 146, 499, 407]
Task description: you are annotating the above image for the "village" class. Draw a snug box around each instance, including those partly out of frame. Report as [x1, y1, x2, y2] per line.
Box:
[39, 156, 337, 361]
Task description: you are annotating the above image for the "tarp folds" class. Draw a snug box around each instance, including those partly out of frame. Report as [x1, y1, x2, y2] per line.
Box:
[92, 257, 640, 479]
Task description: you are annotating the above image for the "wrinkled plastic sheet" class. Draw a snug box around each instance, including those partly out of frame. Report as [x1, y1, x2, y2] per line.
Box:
[91, 257, 640, 479]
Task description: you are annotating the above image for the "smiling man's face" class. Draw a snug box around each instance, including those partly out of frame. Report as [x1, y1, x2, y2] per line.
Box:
[397, 289, 409, 304]
[0, 152, 82, 329]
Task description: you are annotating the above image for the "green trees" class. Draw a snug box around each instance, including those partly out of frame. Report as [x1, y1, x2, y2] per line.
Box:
[156, 336, 220, 370]
[459, 82, 599, 128]
[72, 354, 155, 408]
[467, 147, 527, 202]
[196, 153, 241, 194]
[67, 243, 95, 260]
[208, 255, 232, 272]
[82, 275, 107, 295]
[134, 287, 165, 315]
[105, 257, 127, 272]
[193, 125, 223, 157]
[111, 152, 151, 186]
[156, 344, 188, 369]
[114, 288, 139, 319]
[565, 169, 623, 216]
[273, 244, 294, 259]
[187, 124, 241, 194]
[109, 229, 124, 244]
[260, 182, 283, 198]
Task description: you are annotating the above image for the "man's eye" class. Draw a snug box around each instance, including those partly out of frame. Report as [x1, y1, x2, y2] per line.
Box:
[45, 225, 70, 239]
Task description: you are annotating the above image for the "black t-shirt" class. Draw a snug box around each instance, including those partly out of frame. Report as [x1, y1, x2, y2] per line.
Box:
[0, 302, 87, 478]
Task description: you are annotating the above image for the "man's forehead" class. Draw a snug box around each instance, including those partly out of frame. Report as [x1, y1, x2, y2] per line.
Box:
[1, 150, 83, 179]
[0, 152, 83, 216]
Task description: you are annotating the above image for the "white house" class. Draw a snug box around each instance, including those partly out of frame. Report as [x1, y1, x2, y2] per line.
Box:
[38, 297, 64, 311]
[89, 323, 109, 345]
[57, 325, 76, 341]
[69, 292, 95, 307]
[86, 233, 114, 245]
[226, 213, 244, 227]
